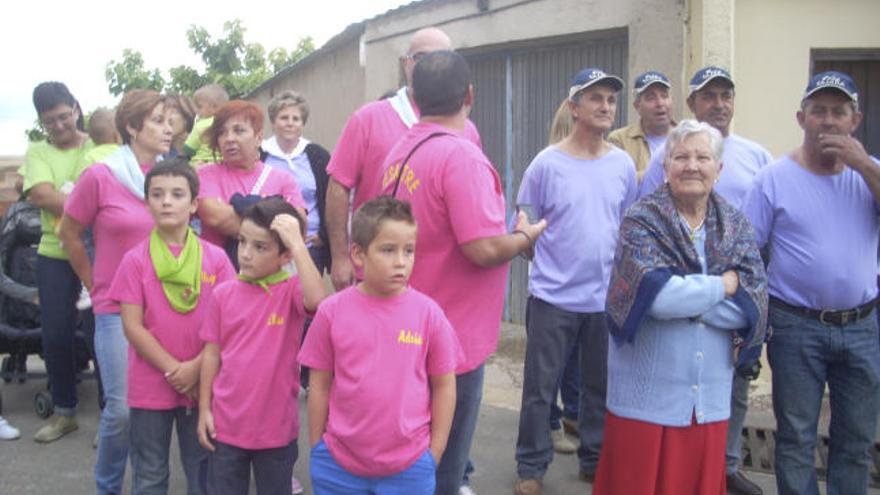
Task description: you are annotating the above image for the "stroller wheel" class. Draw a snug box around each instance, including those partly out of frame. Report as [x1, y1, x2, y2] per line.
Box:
[34, 390, 53, 419]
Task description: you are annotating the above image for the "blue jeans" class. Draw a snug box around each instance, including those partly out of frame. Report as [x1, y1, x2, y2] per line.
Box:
[130, 407, 206, 495]
[768, 305, 880, 495]
[435, 365, 484, 495]
[311, 440, 435, 494]
[94, 313, 130, 495]
[725, 372, 750, 474]
[549, 338, 581, 430]
[208, 438, 298, 495]
[36, 255, 80, 415]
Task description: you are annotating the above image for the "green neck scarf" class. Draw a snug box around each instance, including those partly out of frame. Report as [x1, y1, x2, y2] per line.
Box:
[149, 228, 202, 313]
[238, 269, 291, 293]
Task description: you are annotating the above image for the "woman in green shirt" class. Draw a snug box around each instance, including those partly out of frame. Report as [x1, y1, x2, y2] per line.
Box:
[23, 81, 92, 443]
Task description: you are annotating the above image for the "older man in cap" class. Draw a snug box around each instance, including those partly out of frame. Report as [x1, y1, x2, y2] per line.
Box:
[743, 71, 880, 495]
[608, 70, 675, 179]
[638, 65, 773, 495]
[512, 67, 637, 495]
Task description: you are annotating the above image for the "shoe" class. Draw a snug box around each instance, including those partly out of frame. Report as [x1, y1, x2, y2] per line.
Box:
[551, 428, 576, 454]
[459, 486, 477, 495]
[562, 417, 579, 436]
[726, 470, 763, 495]
[291, 475, 304, 495]
[578, 469, 595, 483]
[514, 478, 542, 495]
[33, 415, 78, 443]
[76, 287, 92, 311]
[0, 417, 20, 440]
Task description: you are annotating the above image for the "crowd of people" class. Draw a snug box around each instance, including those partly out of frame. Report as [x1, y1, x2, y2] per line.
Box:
[0, 22, 877, 495]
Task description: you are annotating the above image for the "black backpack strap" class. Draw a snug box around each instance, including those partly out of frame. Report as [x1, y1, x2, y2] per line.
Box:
[390, 131, 451, 198]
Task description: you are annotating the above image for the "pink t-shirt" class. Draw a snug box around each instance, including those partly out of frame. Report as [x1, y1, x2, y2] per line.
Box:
[64, 164, 154, 314]
[110, 237, 236, 410]
[196, 160, 306, 246]
[380, 122, 508, 374]
[199, 276, 307, 450]
[327, 96, 483, 211]
[299, 287, 461, 476]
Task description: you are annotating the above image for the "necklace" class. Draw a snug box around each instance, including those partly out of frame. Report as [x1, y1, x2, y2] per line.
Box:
[679, 212, 706, 241]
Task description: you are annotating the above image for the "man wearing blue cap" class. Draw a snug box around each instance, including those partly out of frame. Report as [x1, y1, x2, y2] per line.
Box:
[637, 65, 773, 495]
[512, 68, 637, 495]
[742, 71, 880, 495]
[608, 71, 675, 179]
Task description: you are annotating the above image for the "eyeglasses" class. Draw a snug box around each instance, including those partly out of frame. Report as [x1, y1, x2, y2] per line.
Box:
[404, 51, 428, 63]
[41, 109, 75, 128]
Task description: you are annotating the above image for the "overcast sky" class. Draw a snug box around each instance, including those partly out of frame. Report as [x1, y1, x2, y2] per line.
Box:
[0, 0, 411, 155]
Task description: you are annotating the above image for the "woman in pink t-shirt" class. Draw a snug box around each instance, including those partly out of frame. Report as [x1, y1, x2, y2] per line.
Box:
[195, 101, 305, 267]
[59, 89, 173, 495]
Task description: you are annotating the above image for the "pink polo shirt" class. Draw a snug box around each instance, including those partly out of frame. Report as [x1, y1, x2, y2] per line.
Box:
[64, 164, 155, 314]
[299, 287, 461, 476]
[110, 238, 236, 409]
[381, 122, 508, 374]
[327, 97, 482, 211]
[200, 276, 307, 450]
[196, 160, 306, 246]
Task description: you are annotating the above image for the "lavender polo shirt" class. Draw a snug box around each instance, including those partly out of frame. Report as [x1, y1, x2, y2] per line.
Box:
[516, 145, 637, 312]
[742, 155, 880, 310]
[639, 133, 774, 208]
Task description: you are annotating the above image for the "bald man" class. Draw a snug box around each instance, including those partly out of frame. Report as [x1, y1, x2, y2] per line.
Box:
[325, 27, 482, 291]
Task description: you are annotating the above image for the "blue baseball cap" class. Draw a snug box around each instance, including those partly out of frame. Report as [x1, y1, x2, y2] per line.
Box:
[633, 71, 671, 95]
[803, 71, 859, 104]
[688, 66, 735, 96]
[569, 68, 624, 100]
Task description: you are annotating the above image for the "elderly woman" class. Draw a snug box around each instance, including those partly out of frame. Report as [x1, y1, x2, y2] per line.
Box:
[59, 89, 173, 495]
[23, 81, 90, 444]
[595, 120, 768, 495]
[196, 100, 305, 264]
[262, 90, 331, 274]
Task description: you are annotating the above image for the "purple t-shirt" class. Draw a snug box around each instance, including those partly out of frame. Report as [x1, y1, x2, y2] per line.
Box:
[639, 133, 773, 208]
[516, 145, 637, 312]
[742, 155, 880, 309]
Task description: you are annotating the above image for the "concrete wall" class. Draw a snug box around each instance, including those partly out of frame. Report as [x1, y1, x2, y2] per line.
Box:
[734, 0, 880, 157]
[360, 0, 689, 125]
[249, 33, 366, 150]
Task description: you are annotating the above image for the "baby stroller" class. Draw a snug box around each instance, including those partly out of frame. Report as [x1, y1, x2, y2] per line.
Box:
[0, 199, 95, 418]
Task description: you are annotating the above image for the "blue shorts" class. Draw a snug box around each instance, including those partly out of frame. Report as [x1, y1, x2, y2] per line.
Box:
[310, 440, 436, 495]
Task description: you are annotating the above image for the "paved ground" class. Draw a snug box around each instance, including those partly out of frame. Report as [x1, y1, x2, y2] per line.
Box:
[0, 322, 874, 494]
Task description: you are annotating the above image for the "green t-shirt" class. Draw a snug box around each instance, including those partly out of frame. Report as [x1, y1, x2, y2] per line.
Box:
[76, 143, 119, 179]
[184, 116, 217, 165]
[23, 139, 95, 260]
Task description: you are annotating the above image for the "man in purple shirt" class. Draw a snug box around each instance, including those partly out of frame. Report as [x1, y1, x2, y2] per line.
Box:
[742, 71, 880, 495]
[639, 66, 773, 495]
[512, 68, 637, 495]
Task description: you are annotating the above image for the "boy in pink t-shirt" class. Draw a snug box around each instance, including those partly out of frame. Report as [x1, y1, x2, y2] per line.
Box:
[300, 196, 460, 494]
[110, 159, 235, 494]
[197, 197, 325, 495]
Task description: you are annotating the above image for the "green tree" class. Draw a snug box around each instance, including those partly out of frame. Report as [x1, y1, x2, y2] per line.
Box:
[104, 19, 314, 98]
[105, 49, 166, 97]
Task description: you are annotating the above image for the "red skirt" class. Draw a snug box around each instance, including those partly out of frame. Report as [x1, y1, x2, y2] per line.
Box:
[592, 412, 727, 495]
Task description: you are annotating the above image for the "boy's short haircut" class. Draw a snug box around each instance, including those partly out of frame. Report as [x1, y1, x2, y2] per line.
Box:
[144, 157, 199, 199]
[194, 84, 229, 106]
[88, 108, 118, 145]
[351, 196, 416, 249]
[241, 196, 306, 253]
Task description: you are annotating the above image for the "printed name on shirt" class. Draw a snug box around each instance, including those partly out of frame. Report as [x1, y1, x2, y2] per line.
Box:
[382, 161, 422, 195]
[397, 329, 424, 346]
[201, 272, 217, 285]
[267, 313, 286, 327]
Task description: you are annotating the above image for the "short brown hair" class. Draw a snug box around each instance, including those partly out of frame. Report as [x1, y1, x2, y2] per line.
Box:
[267, 90, 310, 124]
[351, 196, 416, 249]
[241, 196, 306, 253]
[115, 89, 166, 145]
[208, 100, 264, 153]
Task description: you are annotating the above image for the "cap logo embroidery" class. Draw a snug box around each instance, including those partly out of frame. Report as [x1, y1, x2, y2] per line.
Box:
[702, 68, 725, 80]
[818, 74, 845, 88]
